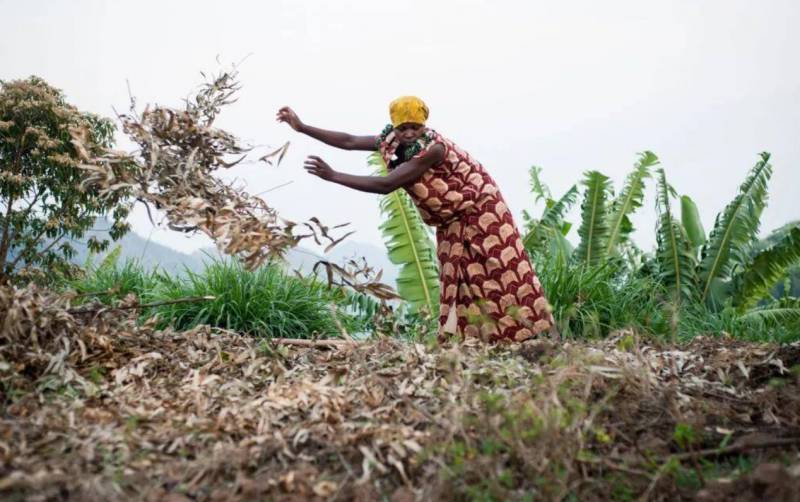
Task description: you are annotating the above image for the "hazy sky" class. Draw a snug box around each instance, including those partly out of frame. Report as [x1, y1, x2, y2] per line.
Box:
[2, 0, 798, 256]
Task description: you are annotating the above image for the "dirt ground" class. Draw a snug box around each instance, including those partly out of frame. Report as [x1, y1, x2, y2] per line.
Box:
[1, 285, 799, 501]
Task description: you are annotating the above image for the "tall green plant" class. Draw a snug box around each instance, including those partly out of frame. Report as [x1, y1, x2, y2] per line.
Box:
[680, 195, 706, 250]
[369, 153, 439, 315]
[605, 151, 657, 256]
[732, 225, 800, 310]
[654, 168, 698, 300]
[523, 184, 578, 260]
[520, 152, 798, 341]
[151, 260, 357, 338]
[575, 171, 612, 267]
[528, 165, 552, 203]
[698, 153, 772, 307]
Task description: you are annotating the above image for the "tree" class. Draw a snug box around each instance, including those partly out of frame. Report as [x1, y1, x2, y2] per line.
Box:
[0, 76, 130, 284]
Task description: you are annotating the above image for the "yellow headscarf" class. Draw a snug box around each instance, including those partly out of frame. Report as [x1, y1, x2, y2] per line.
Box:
[389, 96, 429, 127]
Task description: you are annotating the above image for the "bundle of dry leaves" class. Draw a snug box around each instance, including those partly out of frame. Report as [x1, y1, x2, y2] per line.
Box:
[1, 284, 799, 501]
[71, 67, 396, 302]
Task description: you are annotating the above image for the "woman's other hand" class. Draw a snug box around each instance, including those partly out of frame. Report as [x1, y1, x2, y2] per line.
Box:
[276, 106, 303, 131]
[303, 156, 336, 181]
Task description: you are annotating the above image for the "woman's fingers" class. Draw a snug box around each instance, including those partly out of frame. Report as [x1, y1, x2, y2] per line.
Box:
[303, 158, 321, 172]
[276, 106, 293, 122]
[303, 156, 331, 179]
[305, 156, 327, 167]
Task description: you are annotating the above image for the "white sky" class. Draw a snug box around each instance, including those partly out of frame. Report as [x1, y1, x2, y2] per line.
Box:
[2, 0, 799, 254]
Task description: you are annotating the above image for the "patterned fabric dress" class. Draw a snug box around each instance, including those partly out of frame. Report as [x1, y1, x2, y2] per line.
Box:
[379, 129, 555, 343]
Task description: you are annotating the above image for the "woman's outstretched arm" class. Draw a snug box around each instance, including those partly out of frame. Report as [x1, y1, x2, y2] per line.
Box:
[303, 144, 446, 194]
[276, 106, 378, 151]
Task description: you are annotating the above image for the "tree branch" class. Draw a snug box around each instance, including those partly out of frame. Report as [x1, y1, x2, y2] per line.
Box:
[0, 193, 16, 276]
[68, 295, 216, 315]
[665, 437, 800, 462]
[269, 338, 357, 349]
[8, 206, 92, 271]
[0, 140, 23, 280]
[6, 189, 42, 245]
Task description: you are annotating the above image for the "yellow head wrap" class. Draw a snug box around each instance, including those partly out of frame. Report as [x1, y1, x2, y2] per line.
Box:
[389, 96, 429, 127]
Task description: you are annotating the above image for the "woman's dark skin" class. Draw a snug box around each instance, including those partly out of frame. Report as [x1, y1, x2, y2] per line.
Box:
[276, 106, 445, 195]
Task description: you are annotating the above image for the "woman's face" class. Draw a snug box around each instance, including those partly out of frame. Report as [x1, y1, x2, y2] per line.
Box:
[394, 123, 426, 144]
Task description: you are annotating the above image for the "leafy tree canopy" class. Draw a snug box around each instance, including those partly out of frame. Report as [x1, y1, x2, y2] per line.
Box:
[0, 76, 131, 284]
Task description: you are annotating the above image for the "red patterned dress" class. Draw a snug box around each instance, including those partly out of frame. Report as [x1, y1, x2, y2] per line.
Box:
[379, 129, 555, 343]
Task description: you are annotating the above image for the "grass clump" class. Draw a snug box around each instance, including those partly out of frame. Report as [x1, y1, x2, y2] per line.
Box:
[66, 254, 370, 339]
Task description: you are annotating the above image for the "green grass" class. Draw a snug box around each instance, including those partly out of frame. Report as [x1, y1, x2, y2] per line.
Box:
[148, 260, 360, 338]
[534, 252, 667, 338]
[64, 249, 798, 344]
[69, 257, 163, 304]
[66, 257, 373, 339]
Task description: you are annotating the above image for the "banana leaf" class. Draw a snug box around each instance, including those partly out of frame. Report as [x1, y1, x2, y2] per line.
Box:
[699, 152, 772, 306]
[369, 153, 440, 315]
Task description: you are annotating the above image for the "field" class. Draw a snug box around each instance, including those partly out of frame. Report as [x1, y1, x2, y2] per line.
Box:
[2, 72, 800, 501]
[2, 284, 799, 501]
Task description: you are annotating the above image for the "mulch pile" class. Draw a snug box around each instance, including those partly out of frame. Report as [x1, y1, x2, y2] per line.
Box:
[1, 284, 798, 501]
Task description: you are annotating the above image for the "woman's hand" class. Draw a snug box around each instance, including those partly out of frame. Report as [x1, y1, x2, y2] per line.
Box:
[276, 106, 303, 131]
[303, 156, 337, 181]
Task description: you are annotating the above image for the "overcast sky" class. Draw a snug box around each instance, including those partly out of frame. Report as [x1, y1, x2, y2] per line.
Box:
[2, 0, 798, 256]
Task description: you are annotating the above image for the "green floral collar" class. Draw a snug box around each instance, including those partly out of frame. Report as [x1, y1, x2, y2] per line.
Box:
[378, 123, 434, 160]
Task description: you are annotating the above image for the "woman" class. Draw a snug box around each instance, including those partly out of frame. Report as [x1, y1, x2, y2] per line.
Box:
[277, 96, 555, 343]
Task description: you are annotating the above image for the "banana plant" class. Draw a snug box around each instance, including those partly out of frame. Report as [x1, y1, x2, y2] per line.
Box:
[522, 180, 578, 261]
[698, 152, 772, 308]
[605, 151, 658, 257]
[731, 225, 800, 310]
[654, 153, 800, 316]
[570, 153, 659, 266]
[369, 153, 439, 315]
[739, 296, 800, 331]
[654, 168, 699, 301]
[680, 195, 706, 250]
[574, 171, 612, 267]
[521, 150, 799, 337]
[524, 153, 657, 266]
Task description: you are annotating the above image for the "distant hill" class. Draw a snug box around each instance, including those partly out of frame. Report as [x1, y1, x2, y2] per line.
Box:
[69, 223, 208, 274]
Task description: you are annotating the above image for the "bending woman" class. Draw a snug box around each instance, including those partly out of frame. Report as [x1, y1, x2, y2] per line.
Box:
[277, 97, 555, 343]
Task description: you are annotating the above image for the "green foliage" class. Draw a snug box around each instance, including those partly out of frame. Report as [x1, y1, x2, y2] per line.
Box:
[0, 76, 133, 285]
[521, 152, 798, 342]
[738, 297, 800, 334]
[70, 249, 161, 304]
[533, 251, 666, 338]
[699, 153, 772, 307]
[528, 165, 552, 203]
[67, 257, 369, 339]
[605, 151, 657, 256]
[370, 152, 439, 315]
[680, 195, 706, 250]
[575, 171, 612, 267]
[655, 168, 698, 301]
[732, 226, 800, 310]
[523, 184, 578, 261]
[672, 423, 697, 450]
[150, 260, 363, 338]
